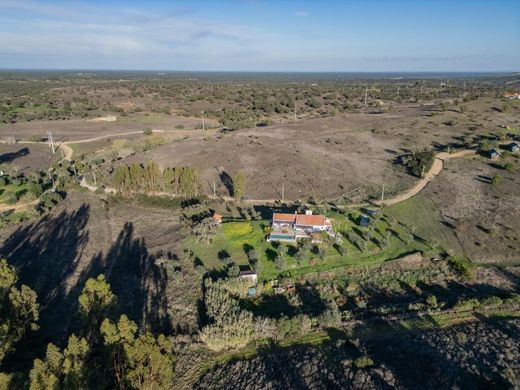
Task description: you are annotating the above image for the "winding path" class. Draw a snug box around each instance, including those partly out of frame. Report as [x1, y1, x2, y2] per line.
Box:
[1, 130, 477, 209]
[373, 149, 476, 207]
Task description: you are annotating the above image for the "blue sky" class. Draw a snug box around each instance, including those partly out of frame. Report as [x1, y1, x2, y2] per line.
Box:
[0, 0, 519, 71]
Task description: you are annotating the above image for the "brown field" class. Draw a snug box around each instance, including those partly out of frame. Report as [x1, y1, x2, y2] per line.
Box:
[116, 98, 520, 200]
[1, 113, 216, 142]
[0, 143, 58, 174]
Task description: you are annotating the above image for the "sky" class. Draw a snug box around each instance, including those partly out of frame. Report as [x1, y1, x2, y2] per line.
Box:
[0, 0, 519, 72]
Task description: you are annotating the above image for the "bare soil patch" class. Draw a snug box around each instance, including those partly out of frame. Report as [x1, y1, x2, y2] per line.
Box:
[0, 143, 57, 174]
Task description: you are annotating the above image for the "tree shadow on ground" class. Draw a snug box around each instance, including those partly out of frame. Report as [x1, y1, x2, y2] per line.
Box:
[0, 147, 29, 164]
[352, 315, 509, 389]
[218, 169, 234, 197]
[98, 222, 172, 334]
[296, 282, 327, 316]
[0, 205, 92, 371]
[0, 211, 173, 372]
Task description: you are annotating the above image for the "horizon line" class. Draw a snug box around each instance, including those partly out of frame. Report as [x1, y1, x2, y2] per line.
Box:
[0, 68, 519, 74]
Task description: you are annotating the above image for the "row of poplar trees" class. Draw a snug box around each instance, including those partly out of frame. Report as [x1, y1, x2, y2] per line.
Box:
[114, 162, 200, 197]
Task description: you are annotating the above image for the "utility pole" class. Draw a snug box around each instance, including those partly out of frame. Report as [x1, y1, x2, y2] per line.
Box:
[47, 131, 55, 154]
[381, 183, 385, 203]
[420, 85, 424, 95]
[294, 97, 297, 121]
[93, 171, 97, 185]
[364, 86, 368, 105]
[213, 180, 216, 198]
[202, 111, 205, 131]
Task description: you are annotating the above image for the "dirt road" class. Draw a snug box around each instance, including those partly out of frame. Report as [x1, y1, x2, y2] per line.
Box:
[1, 129, 477, 209]
[373, 149, 476, 207]
[0, 199, 39, 212]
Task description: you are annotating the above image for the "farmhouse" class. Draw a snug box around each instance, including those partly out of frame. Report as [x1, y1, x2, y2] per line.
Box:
[503, 92, 520, 99]
[269, 210, 333, 242]
[504, 142, 520, 153]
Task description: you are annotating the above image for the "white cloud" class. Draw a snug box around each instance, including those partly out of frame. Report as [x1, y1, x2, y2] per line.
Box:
[293, 11, 309, 17]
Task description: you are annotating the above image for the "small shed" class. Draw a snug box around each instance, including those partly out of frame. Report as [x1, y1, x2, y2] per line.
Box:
[484, 149, 501, 159]
[362, 208, 378, 216]
[505, 142, 520, 153]
[359, 214, 370, 227]
[239, 270, 258, 284]
[273, 287, 286, 294]
[213, 213, 223, 224]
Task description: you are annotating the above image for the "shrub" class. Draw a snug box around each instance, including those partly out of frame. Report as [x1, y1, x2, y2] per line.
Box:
[402, 150, 435, 177]
[354, 356, 374, 369]
[448, 256, 472, 279]
[491, 174, 502, 186]
[456, 332, 467, 344]
[426, 295, 438, 308]
[143, 128, 153, 136]
[174, 124, 184, 129]
[504, 162, 516, 172]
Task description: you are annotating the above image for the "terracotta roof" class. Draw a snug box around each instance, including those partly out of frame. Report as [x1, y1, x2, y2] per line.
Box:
[295, 214, 332, 227]
[273, 213, 297, 223]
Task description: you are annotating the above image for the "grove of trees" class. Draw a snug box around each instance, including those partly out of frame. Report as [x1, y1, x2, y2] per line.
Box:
[114, 162, 200, 197]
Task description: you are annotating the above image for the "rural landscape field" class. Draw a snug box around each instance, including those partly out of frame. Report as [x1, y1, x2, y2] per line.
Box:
[0, 1, 519, 389]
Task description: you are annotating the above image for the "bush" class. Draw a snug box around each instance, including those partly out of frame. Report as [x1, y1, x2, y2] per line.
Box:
[354, 356, 374, 369]
[402, 150, 435, 177]
[27, 181, 43, 197]
[448, 256, 472, 279]
[143, 128, 153, 136]
[491, 174, 502, 186]
[426, 295, 438, 308]
[174, 124, 184, 129]
[504, 162, 516, 172]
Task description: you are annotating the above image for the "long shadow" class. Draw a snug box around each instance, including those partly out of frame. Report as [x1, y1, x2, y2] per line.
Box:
[101, 222, 172, 334]
[296, 282, 327, 316]
[352, 315, 507, 389]
[0, 147, 29, 164]
[218, 169, 234, 197]
[0, 212, 174, 372]
[0, 205, 91, 371]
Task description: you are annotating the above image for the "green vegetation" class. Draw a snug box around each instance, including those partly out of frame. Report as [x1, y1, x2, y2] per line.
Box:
[0, 259, 39, 365]
[385, 194, 464, 255]
[186, 206, 435, 281]
[233, 171, 246, 201]
[354, 356, 374, 369]
[402, 150, 435, 178]
[1, 263, 174, 389]
[114, 162, 200, 196]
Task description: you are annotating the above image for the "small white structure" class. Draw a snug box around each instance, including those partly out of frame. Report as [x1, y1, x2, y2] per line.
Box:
[239, 270, 258, 284]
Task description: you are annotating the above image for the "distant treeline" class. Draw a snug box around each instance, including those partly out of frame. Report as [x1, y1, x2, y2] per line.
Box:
[114, 162, 200, 197]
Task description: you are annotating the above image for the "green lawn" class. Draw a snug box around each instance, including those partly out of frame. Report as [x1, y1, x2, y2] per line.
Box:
[185, 208, 434, 281]
[385, 194, 465, 256]
[0, 183, 30, 204]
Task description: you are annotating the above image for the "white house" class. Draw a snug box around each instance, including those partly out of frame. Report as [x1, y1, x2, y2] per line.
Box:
[269, 210, 333, 241]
